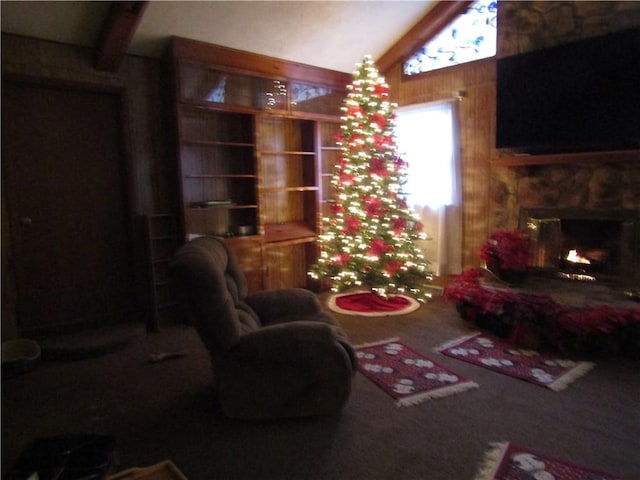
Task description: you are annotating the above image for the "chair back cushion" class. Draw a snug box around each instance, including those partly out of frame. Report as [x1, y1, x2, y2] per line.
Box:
[170, 236, 260, 354]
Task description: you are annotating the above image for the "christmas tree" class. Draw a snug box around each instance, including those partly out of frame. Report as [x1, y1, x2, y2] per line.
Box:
[309, 55, 433, 302]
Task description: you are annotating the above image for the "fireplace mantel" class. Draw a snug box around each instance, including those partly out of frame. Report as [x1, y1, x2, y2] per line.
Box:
[491, 149, 640, 167]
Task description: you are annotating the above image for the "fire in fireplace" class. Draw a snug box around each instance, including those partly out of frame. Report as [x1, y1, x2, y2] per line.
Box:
[519, 207, 639, 284]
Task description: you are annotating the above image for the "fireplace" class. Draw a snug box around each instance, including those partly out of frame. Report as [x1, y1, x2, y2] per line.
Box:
[519, 207, 640, 284]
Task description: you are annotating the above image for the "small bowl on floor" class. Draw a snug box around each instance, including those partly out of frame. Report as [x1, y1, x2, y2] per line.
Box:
[2, 338, 41, 379]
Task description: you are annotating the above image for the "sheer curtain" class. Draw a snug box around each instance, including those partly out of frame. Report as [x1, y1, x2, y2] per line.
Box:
[395, 100, 462, 276]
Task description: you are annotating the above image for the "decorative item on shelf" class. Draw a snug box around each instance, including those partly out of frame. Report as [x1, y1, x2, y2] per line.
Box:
[191, 200, 234, 208]
[234, 225, 255, 236]
[480, 230, 531, 286]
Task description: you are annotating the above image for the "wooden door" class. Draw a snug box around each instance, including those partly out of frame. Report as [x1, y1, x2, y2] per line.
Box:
[2, 81, 135, 334]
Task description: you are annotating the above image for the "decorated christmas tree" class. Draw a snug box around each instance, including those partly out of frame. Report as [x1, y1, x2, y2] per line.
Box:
[309, 55, 433, 303]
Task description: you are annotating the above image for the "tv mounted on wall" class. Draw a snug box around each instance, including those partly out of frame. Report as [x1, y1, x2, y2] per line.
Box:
[496, 27, 640, 155]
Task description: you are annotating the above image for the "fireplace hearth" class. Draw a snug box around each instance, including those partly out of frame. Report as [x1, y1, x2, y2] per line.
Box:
[519, 207, 640, 285]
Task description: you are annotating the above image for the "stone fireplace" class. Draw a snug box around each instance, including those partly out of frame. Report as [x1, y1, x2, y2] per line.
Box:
[519, 207, 639, 285]
[491, 158, 640, 288]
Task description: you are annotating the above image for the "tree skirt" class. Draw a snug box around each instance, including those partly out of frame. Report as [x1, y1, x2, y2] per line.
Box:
[355, 337, 478, 406]
[475, 442, 627, 480]
[436, 333, 594, 391]
[327, 291, 420, 316]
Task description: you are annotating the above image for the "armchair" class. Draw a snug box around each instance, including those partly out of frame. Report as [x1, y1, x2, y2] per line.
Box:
[170, 236, 356, 419]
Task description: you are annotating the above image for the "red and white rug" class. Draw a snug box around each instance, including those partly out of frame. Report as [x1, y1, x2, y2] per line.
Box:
[436, 333, 594, 391]
[475, 442, 627, 480]
[355, 337, 478, 406]
[328, 291, 420, 316]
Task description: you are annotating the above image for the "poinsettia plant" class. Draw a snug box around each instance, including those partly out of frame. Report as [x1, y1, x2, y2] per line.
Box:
[480, 230, 531, 272]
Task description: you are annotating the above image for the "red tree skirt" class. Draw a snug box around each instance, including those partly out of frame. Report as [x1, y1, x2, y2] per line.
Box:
[328, 291, 420, 316]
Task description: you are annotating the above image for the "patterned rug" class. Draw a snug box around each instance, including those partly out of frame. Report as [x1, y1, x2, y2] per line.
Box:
[475, 442, 627, 480]
[436, 333, 595, 391]
[355, 337, 478, 406]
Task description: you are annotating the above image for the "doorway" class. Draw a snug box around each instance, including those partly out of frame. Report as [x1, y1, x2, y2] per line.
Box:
[2, 80, 136, 334]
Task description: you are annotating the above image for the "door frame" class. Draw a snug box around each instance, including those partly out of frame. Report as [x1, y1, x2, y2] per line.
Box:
[1, 73, 139, 336]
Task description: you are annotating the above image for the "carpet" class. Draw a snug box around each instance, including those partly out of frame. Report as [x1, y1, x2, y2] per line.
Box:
[328, 291, 420, 316]
[437, 333, 595, 391]
[475, 442, 627, 480]
[355, 337, 478, 406]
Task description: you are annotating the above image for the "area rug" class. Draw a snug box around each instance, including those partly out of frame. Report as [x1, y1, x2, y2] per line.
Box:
[436, 333, 595, 391]
[328, 291, 420, 316]
[355, 337, 478, 406]
[475, 442, 627, 480]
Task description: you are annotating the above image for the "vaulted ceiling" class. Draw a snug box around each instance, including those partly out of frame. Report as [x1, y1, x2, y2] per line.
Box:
[0, 1, 470, 73]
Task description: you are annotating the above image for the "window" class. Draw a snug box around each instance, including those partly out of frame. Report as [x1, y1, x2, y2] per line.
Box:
[404, 0, 498, 75]
[395, 101, 460, 209]
[395, 100, 462, 275]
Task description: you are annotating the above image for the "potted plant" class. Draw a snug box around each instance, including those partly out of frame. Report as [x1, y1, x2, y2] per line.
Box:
[480, 230, 531, 286]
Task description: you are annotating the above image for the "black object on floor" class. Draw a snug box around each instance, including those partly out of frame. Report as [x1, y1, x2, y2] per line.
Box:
[6, 434, 117, 480]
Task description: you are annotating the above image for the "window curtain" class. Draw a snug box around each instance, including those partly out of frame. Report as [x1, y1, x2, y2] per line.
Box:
[395, 100, 462, 276]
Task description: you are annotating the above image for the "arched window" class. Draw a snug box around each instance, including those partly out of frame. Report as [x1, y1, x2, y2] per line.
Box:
[404, 0, 497, 76]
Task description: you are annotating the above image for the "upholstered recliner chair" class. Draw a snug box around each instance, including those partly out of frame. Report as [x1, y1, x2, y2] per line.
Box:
[170, 236, 356, 419]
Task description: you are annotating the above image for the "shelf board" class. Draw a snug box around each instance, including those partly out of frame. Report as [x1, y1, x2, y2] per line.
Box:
[187, 203, 258, 209]
[264, 221, 317, 243]
[261, 186, 319, 192]
[184, 174, 257, 179]
[260, 150, 315, 156]
[492, 149, 640, 166]
[182, 139, 254, 148]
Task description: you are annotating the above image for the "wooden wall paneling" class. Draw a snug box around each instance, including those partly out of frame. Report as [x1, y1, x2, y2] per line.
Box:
[387, 59, 496, 270]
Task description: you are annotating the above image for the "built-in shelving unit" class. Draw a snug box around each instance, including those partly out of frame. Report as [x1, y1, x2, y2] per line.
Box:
[168, 37, 349, 291]
[139, 214, 180, 329]
[318, 121, 341, 221]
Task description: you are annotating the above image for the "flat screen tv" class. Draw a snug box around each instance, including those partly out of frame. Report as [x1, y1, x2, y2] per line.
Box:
[496, 27, 640, 155]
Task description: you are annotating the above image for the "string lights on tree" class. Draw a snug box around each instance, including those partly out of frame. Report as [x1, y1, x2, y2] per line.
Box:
[309, 55, 433, 303]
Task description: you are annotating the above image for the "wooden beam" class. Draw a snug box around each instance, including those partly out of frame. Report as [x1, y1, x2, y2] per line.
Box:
[376, 1, 473, 74]
[95, 1, 148, 72]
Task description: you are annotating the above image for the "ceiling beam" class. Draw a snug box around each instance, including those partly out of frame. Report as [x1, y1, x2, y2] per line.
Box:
[95, 1, 148, 71]
[376, 1, 473, 74]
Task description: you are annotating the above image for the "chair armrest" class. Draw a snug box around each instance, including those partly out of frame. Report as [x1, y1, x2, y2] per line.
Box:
[226, 321, 349, 364]
[244, 288, 322, 323]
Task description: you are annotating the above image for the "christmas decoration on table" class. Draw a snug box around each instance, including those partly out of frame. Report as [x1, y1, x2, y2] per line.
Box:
[308, 55, 433, 304]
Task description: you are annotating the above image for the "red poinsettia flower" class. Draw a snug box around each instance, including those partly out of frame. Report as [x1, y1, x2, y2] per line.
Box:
[393, 217, 407, 235]
[373, 134, 393, 149]
[331, 203, 344, 215]
[369, 238, 393, 257]
[332, 253, 351, 266]
[338, 172, 355, 186]
[363, 197, 388, 217]
[370, 114, 387, 129]
[369, 158, 387, 177]
[480, 230, 531, 271]
[374, 83, 389, 98]
[344, 216, 361, 235]
[385, 260, 403, 275]
[347, 105, 363, 118]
